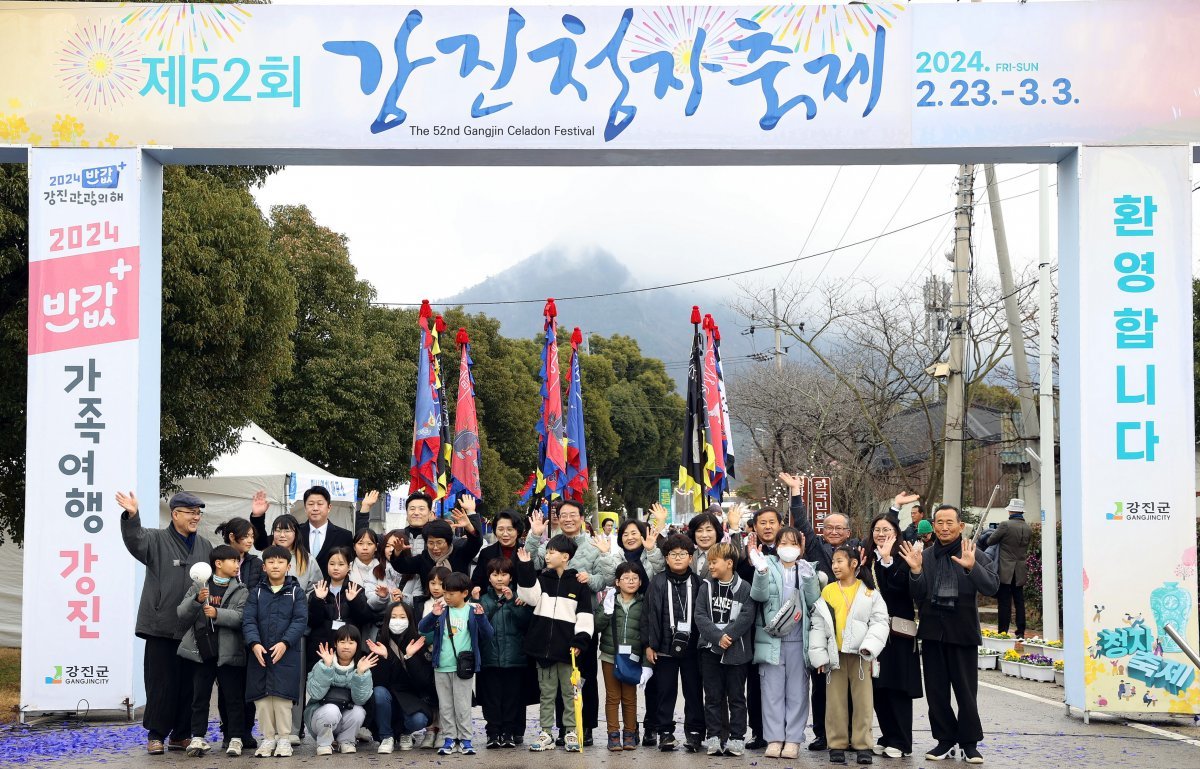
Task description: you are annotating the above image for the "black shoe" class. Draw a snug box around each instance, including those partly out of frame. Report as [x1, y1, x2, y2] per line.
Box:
[809, 737, 828, 751]
[925, 741, 957, 761]
[857, 751, 873, 765]
[486, 736, 500, 749]
[513, 735, 524, 746]
[556, 732, 566, 747]
[582, 729, 593, 747]
[642, 731, 657, 747]
[683, 733, 702, 753]
[830, 749, 847, 764]
[659, 733, 677, 751]
[962, 743, 984, 764]
[746, 736, 767, 751]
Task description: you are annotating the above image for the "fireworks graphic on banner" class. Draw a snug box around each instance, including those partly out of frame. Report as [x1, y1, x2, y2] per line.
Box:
[625, 6, 750, 75]
[121, 3, 253, 54]
[57, 23, 143, 111]
[752, 3, 906, 54]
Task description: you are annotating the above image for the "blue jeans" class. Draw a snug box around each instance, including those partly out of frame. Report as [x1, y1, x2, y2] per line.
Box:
[373, 686, 431, 738]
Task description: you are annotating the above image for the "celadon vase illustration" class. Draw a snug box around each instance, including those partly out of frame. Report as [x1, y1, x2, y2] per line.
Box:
[1150, 581, 1191, 653]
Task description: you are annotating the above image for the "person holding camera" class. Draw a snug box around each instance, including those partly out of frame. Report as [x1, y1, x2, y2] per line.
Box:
[642, 533, 705, 753]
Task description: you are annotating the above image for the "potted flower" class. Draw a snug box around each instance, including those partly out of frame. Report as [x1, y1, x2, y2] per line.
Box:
[1021, 636, 1064, 662]
[977, 647, 1001, 670]
[1016, 653, 1056, 682]
[1000, 648, 1022, 677]
[981, 629, 1017, 654]
[1053, 659, 1065, 687]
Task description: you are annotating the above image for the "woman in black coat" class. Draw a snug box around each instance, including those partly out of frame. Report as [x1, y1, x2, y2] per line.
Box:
[863, 513, 923, 758]
[470, 510, 525, 597]
[364, 601, 439, 751]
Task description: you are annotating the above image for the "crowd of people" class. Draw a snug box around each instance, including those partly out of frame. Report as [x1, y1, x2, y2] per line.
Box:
[118, 474, 999, 765]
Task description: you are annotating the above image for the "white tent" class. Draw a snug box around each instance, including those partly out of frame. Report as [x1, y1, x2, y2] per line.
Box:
[157, 422, 360, 539]
[0, 424, 359, 649]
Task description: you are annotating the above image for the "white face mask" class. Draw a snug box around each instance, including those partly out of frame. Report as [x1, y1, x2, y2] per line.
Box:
[777, 546, 802, 563]
[389, 619, 409, 635]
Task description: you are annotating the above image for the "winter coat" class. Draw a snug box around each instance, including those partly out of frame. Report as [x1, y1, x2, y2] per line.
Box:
[791, 495, 861, 582]
[176, 579, 248, 666]
[121, 512, 213, 640]
[807, 582, 890, 671]
[243, 575, 308, 702]
[370, 638, 437, 721]
[642, 569, 703, 658]
[910, 545, 1000, 647]
[749, 557, 822, 667]
[595, 593, 645, 664]
[693, 575, 756, 666]
[525, 532, 622, 593]
[470, 540, 523, 594]
[239, 555, 264, 595]
[417, 604, 495, 672]
[868, 556, 922, 698]
[479, 588, 533, 668]
[303, 660, 373, 725]
[308, 584, 374, 652]
[516, 559, 594, 664]
[389, 527, 484, 581]
[988, 515, 1033, 585]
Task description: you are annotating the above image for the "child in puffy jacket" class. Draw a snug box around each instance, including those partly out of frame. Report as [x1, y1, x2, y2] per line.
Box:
[809, 545, 890, 766]
[303, 625, 378, 756]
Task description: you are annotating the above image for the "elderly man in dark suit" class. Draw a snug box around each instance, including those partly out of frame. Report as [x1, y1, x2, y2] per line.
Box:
[249, 485, 354, 578]
[988, 498, 1033, 639]
[899, 504, 998, 765]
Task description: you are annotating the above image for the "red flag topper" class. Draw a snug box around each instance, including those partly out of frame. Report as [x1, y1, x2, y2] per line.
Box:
[713, 322, 722, 342]
[690, 305, 702, 324]
[703, 313, 715, 331]
[434, 314, 447, 334]
[456, 327, 470, 345]
[545, 298, 557, 318]
[571, 327, 582, 348]
[419, 299, 432, 320]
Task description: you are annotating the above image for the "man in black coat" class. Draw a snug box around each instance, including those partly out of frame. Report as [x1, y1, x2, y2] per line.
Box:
[117, 490, 213, 754]
[250, 485, 354, 578]
[899, 504, 999, 765]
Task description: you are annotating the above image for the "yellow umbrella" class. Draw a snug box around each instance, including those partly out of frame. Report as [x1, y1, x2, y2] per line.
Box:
[570, 648, 584, 752]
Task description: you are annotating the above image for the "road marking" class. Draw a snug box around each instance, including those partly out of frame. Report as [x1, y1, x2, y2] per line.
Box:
[980, 680, 1200, 748]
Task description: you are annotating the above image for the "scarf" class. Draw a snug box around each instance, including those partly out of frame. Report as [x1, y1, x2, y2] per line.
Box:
[623, 545, 644, 564]
[930, 537, 962, 612]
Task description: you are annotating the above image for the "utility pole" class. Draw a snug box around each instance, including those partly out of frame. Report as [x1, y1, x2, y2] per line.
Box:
[1038, 164, 1060, 641]
[984, 164, 1040, 518]
[772, 288, 783, 371]
[941, 165, 974, 510]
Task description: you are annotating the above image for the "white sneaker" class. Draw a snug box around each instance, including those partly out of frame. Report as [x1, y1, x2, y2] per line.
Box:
[884, 747, 905, 758]
[274, 740, 293, 757]
[288, 733, 301, 746]
[338, 741, 357, 754]
[185, 737, 209, 757]
[726, 739, 745, 757]
[226, 738, 243, 757]
[398, 733, 414, 751]
[528, 730, 556, 751]
[316, 744, 334, 756]
[254, 740, 275, 758]
[378, 737, 394, 754]
[564, 732, 580, 753]
[357, 727, 373, 743]
[704, 736, 722, 755]
[419, 730, 440, 749]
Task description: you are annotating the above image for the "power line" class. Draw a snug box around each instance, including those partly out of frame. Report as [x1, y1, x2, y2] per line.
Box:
[779, 166, 842, 288]
[371, 181, 1054, 309]
[811, 165, 881, 284]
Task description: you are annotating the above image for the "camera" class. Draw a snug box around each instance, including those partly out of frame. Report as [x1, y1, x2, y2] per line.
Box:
[669, 630, 690, 656]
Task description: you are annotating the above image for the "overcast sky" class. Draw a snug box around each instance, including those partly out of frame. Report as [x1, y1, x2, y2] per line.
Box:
[252, 0, 1178, 317]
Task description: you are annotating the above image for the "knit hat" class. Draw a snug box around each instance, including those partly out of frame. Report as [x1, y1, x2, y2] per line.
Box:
[917, 519, 934, 536]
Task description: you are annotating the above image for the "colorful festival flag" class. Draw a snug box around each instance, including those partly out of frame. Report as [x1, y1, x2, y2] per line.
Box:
[448, 327, 482, 509]
[678, 306, 706, 511]
[516, 470, 537, 508]
[535, 299, 566, 499]
[564, 327, 590, 502]
[409, 300, 443, 500]
[713, 319, 736, 482]
[433, 314, 453, 510]
[702, 313, 728, 498]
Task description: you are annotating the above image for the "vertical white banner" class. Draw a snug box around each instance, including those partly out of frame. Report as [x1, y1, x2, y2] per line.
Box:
[21, 148, 155, 712]
[1062, 145, 1198, 715]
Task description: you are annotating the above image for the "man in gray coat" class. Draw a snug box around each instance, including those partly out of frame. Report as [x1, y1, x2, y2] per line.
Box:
[988, 498, 1033, 638]
[118, 490, 213, 755]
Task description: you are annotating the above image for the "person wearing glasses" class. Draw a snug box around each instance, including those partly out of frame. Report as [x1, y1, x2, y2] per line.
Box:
[117, 490, 215, 755]
[777, 472, 862, 753]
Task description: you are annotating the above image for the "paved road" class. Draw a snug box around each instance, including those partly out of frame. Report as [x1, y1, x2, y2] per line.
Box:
[7, 670, 1197, 768]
